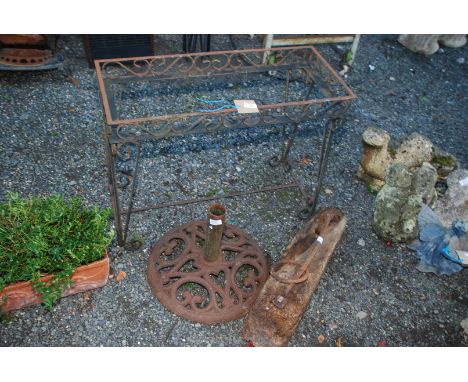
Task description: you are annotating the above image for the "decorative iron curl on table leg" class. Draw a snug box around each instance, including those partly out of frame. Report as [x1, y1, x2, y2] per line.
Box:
[268, 122, 296, 173]
[108, 141, 141, 247]
[113, 142, 139, 190]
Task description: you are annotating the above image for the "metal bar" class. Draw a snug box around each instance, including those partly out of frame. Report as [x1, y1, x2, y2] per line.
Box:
[271, 35, 355, 47]
[103, 82, 118, 121]
[106, 95, 355, 126]
[123, 182, 300, 214]
[107, 112, 327, 145]
[122, 143, 141, 244]
[95, 43, 321, 65]
[103, 129, 125, 246]
[278, 82, 315, 166]
[348, 34, 361, 66]
[309, 47, 357, 100]
[262, 34, 274, 64]
[284, 70, 291, 102]
[104, 63, 312, 84]
[95, 60, 114, 125]
[308, 118, 338, 215]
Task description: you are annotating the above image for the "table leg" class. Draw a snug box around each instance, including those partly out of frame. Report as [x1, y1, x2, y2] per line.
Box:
[268, 121, 300, 172]
[304, 117, 344, 217]
[103, 128, 124, 246]
[121, 143, 141, 250]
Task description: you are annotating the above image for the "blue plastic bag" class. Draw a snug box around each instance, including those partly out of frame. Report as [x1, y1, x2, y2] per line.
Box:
[408, 204, 466, 276]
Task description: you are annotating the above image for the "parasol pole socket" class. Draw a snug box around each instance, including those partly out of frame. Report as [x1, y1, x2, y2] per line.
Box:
[204, 203, 226, 262]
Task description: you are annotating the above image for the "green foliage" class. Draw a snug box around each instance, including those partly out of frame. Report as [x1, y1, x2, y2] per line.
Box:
[209, 207, 225, 216]
[343, 50, 353, 64]
[432, 156, 456, 167]
[206, 188, 218, 197]
[0, 193, 113, 310]
[388, 147, 397, 159]
[366, 182, 380, 195]
[267, 54, 277, 65]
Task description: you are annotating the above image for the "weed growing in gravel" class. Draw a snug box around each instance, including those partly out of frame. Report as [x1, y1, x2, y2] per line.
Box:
[343, 50, 353, 65]
[0, 193, 113, 310]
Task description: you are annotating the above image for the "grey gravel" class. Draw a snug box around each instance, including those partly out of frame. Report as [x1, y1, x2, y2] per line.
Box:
[0, 35, 467, 346]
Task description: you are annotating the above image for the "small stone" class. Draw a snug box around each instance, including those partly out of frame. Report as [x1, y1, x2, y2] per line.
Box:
[68, 180, 77, 186]
[433, 310, 439, 314]
[373, 288, 379, 295]
[389, 77, 396, 81]
[82, 291, 90, 303]
[460, 318, 468, 334]
[356, 311, 368, 320]
[369, 64, 375, 71]
[330, 323, 338, 330]
[357, 238, 365, 247]
[456, 57, 465, 64]
[115, 271, 126, 282]
[324, 188, 333, 195]
[235, 166, 241, 172]
[317, 334, 325, 344]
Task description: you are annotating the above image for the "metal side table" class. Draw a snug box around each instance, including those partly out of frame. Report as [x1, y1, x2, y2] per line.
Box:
[95, 45, 356, 247]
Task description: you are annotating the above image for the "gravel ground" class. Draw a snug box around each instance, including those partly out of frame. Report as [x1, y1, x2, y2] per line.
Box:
[0, 34, 467, 347]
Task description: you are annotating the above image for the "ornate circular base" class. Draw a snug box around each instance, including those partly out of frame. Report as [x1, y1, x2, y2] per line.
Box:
[147, 221, 269, 324]
[0, 48, 53, 66]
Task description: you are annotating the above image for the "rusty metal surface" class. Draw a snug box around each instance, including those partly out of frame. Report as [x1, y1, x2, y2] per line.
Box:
[271, 35, 355, 47]
[243, 208, 346, 346]
[95, 46, 356, 246]
[95, 45, 356, 127]
[0, 48, 53, 66]
[123, 182, 300, 214]
[0, 34, 46, 46]
[147, 220, 269, 324]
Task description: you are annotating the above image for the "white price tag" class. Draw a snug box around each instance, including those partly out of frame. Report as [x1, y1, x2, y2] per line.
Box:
[209, 219, 222, 226]
[234, 99, 259, 114]
[244, 102, 257, 109]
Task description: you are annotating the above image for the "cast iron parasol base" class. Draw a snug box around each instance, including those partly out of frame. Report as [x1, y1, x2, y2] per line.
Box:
[147, 220, 269, 324]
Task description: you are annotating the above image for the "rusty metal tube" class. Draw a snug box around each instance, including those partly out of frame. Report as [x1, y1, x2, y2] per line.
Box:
[204, 204, 226, 262]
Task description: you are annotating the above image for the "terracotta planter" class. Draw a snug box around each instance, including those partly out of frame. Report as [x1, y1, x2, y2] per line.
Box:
[0, 251, 109, 313]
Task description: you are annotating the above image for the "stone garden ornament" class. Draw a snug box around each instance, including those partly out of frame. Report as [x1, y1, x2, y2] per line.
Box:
[398, 34, 467, 55]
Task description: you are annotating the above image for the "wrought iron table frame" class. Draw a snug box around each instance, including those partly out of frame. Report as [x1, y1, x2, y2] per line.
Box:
[95, 46, 356, 247]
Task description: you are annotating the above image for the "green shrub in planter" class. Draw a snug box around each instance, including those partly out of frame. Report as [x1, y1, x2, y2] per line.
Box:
[0, 193, 113, 309]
